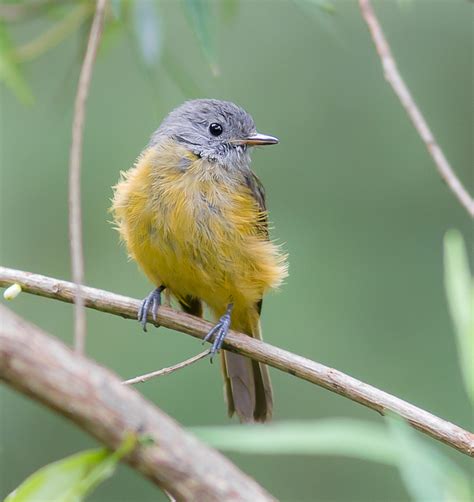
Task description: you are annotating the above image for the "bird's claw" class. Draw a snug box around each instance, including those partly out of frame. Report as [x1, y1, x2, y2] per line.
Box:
[203, 304, 233, 361]
[138, 287, 164, 332]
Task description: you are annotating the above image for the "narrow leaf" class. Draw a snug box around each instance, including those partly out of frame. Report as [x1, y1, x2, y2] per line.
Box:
[192, 419, 398, 464]
[131, 0, 162, 67]
[386, 416, 471, 502]
[5, 435, 136, 502]
[182, 0, 218, 75]
[0, 22, 33, 104]
[443, 229, 474, 404]
[303, 0, 336, 15]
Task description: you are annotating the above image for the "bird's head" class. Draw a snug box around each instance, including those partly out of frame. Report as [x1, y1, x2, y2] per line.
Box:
[150, 99, 278, 168]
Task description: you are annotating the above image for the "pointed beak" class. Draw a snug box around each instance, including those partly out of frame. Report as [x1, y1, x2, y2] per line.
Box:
[240, 132, 279, 146]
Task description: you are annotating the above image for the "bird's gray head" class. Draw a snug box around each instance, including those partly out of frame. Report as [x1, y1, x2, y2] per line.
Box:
[150, 99, 278, 167]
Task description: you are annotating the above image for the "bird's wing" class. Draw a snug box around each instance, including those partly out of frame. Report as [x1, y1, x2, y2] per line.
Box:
[243, 171, 268, 315]
[243, 170, 269, 239]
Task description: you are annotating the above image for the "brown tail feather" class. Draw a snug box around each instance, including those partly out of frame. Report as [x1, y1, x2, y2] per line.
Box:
[221, 315, 273, 423]
[181, 298, 273, 422]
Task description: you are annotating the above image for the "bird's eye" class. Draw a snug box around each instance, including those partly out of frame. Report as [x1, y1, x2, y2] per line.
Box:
[209, 123, 223, 136]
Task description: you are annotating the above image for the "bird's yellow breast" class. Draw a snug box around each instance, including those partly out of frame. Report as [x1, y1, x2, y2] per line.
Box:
[112, 141, 287, 313]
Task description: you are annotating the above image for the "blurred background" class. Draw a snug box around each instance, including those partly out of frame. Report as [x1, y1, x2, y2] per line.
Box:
[0, 0, 472, 500]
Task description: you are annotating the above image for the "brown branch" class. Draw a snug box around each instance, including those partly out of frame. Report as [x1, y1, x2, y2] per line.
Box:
[68, 0, 107, 355]
[359, 0, 474, 218]
[0, 304, 274, 501]
[123, 350, 210, 385]
[1, 266, 473, 457]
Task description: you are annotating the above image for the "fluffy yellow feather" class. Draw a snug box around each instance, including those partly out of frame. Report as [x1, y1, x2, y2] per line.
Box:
[113, 141, 287, 322]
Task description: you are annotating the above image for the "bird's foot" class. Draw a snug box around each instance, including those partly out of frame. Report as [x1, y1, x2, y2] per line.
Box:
[138, 286, 165, 332]
[203, 303, 233, 361]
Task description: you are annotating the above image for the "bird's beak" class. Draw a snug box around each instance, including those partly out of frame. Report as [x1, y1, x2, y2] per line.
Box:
[239, 133, 279, 146]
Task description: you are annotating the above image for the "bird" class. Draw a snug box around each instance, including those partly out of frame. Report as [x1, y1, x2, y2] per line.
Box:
[111, 99, 288, 422]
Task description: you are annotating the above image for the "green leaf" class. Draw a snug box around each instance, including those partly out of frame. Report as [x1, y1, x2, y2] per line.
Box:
[443, 229, 474, 404]
[194, 418, 472, 502]
[14, 3, 92, 63]
[131, 0, 162, 67]
[386, 416, 471, 502]
[182, 0, 219, 75]
[0, 22, 33, 104]
[192, 419, 398, 464]
[5, 435, 136, 502]
[301, 0, 336, 15]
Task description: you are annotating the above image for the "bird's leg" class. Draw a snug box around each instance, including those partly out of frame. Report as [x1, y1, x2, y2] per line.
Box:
[203, 303, 234, 360]
[138, 286, 165, 332]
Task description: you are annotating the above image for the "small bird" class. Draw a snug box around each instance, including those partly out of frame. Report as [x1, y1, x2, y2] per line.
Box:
[112, 99, 287, 422]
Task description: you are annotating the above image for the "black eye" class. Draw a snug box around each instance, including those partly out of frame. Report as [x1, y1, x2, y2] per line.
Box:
[209, 123, 223, 136]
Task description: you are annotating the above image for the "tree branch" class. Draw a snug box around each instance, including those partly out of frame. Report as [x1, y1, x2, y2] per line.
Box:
[359, 0, 474, 218]
[68, 0, 107, 355]
[0, 304, 274, 501]
[1, 266, 472, 457]
[123, 350, 210, 385]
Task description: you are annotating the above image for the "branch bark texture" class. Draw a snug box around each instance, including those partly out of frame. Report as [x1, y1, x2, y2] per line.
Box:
[359, 0, 474, 218]
[0, 266, 472, 457]
[0, 304, 275, 502]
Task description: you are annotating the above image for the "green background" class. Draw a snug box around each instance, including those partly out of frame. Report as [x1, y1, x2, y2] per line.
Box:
[1, 0, 472, 500]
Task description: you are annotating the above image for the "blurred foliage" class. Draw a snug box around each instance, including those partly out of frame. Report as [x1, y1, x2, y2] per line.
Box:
[5, 435, 136, 502]
[386, 415, 470, 502]
[0, 0, 227, 99]
[193, 414, 471, 502]
[130, 0, 162, 67]
[444, 230, 474, 404]
[0, 20, 33, 104]
[182, 0, 218, 75]
[0, 0, 472, 501]
[0, 0, 338, 99]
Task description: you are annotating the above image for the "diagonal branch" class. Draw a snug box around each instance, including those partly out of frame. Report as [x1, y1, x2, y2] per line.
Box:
[68, 0, 107, 356]
[359, 0, 474, 218]
[123, 350, 210, 385]
[0, 266, 473, 457]
[0, 304, 274, 501]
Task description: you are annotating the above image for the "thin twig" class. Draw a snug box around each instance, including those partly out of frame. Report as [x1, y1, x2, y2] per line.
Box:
[0, 305, 275, 501]
[124, 350, 210, 385]
[359, 0, 474, 218]
[69, 0, 107, 355]
[0, 266, 472, 457]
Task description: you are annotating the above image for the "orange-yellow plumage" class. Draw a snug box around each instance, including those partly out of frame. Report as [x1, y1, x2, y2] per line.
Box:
[113, 141, 287, 318]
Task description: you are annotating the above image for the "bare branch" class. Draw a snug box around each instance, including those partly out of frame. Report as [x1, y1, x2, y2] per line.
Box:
[0, 304, 274, 501]
[68, 0, 107, 355]
[359, 0, 474, 218]
[1, 266, 472, 457]
[123, 350, 210, 385]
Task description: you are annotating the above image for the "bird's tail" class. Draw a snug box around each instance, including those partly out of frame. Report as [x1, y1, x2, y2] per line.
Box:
[221, 310, 273, 423]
